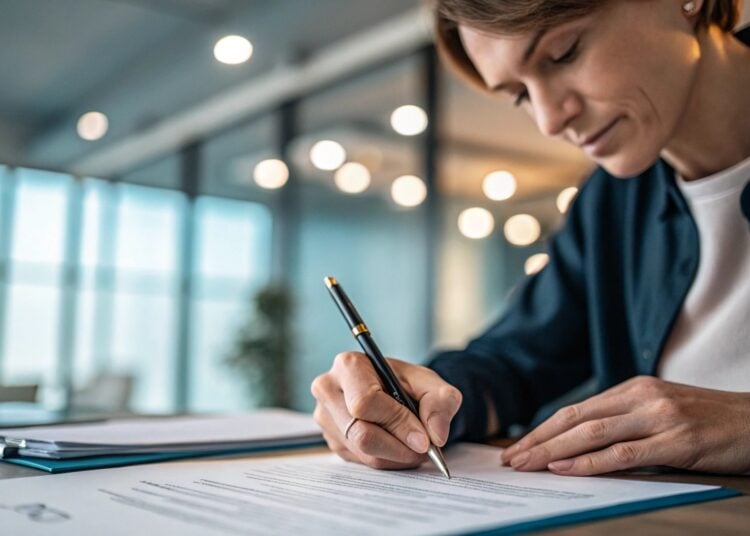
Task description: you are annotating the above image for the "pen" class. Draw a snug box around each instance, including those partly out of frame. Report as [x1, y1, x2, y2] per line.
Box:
[324, 276, 451, 479]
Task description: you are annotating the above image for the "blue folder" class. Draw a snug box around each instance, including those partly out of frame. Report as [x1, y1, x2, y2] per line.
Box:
[466, 486, 740, 535]
[0, 439, 326, 473]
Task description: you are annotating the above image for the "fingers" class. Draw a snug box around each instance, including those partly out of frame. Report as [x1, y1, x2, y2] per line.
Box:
[547, 436, 667, 476]
[502, 377, 684, 474]
[312, 352, 462, 470]
[314, 403, 422, 470]
[508, 414, 648, 471]
[334, 355, 430, 453]
[387, 359, 462, 446]
[502, 391, 630, 464]
[311, 357, 426, 466]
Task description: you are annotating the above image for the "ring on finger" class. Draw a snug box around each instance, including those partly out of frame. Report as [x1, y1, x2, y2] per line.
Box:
[344, 417, 359, 440]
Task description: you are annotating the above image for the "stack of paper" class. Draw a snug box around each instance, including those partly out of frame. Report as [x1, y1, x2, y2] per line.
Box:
[0, 409, 324, 472]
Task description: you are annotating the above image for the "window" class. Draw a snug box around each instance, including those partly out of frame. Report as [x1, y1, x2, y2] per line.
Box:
[189, 197, 272, 411]
[2, 168, 69, 394]
[108, 184, 184, 412]
[73, 179, 116, 387]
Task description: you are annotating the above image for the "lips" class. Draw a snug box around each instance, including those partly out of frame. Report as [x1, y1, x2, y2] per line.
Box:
[578, 117, 622, 157]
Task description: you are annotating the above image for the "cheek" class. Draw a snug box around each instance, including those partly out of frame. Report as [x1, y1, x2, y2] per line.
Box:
[581, 26, 698, 127]
[581, 46, 698, 176]
[580, 59, 666, 128]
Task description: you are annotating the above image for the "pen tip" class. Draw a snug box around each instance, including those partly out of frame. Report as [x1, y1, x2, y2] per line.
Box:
[427, 445, 451, 480]
[324, 276, 337, 288]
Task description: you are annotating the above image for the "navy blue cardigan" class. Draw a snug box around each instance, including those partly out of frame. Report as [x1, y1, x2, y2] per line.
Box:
[428, 158, 702, 441]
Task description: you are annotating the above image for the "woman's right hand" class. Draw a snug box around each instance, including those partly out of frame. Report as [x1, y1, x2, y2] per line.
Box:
[311, 352, 463, 470]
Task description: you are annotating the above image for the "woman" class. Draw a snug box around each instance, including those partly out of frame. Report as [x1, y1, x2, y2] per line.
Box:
[311, 0, 750, 476]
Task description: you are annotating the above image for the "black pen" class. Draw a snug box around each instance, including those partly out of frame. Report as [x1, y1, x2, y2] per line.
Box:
[324, 276, 451, 479]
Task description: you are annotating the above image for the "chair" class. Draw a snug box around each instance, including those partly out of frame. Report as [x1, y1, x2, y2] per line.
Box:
[70, 373, 134, 413]
[0, 384, 39, 403]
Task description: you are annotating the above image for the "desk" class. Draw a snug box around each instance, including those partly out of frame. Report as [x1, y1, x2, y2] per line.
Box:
[1, 445, 748, 534]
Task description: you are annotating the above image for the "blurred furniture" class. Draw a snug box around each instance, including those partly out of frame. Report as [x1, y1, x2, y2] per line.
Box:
[0, 402, 65, 428]
[70, 373, 134, 413]
[0, 384, 38, 403]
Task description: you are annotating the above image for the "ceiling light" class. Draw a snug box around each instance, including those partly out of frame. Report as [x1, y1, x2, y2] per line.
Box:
[253, 159, 289, 189]
[525, 253, 550, 275]
[557, 186, 579, 214]
[504, 214, 541, 246]
[390, 105, 428, 136]
[391, 175, 427, 207]
[77, 111, 109, 141]
[483, 171, 517, 201]
[334, 162, 371, 194]
[310, 140, 346, 171]
[214, 35, 253, 65]
[458, 207, 495, 239]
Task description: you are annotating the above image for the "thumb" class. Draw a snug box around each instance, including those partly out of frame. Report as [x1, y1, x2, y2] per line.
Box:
[400, 367, 462, 447]
[418, 386, 463, 447]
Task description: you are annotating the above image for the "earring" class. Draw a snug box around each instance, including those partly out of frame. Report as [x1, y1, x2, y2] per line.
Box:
[682, 1, 696, 14]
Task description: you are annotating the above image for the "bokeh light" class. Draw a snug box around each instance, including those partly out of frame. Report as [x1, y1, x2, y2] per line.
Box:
[458, 207, 495, 239]
[213, 35, 253, 65]
[334, 162, 371, 194]
[390, 105, 428, 136]
[557, 186, 579, 214]
[391, 175, 427, 207]
[504, 214, 541, 246]
[310, 140, 346, 171]
[77, 111, 109, 141]
[253, 159, 289, 189]
[524, 253, 550, 275]
[482, 170, 517, 201]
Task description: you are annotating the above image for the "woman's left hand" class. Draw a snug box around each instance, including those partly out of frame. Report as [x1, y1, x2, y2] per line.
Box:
[501, 376, 750, 475]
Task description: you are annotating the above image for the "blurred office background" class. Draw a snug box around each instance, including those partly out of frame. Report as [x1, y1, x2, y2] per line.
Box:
[1, 0, 747, 416]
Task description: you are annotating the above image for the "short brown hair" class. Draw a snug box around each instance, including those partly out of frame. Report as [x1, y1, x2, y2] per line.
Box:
[434, 0, 742, 90]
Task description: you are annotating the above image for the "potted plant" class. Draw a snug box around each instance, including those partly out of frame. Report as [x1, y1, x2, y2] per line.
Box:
[225, 286, 293, 408]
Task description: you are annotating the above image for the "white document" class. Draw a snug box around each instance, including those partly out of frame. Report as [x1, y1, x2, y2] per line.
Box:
[0, 409, 322, 458]
[0, 444, 724, 535]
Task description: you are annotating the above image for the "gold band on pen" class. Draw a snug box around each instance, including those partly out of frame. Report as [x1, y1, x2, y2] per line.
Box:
[351, 323, 369, 336]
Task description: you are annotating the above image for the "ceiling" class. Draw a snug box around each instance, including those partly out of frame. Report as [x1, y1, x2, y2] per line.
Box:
[1, 1, 748, 206]
[0, 0, 414, 168]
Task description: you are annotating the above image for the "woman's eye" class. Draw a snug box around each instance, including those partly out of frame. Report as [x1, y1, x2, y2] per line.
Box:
[513, 90, 529, 107]
[552, 39, 580, 64]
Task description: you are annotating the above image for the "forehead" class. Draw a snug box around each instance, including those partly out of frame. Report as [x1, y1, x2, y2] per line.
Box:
[457, 25, 535, 88]
[458, 25, 531, 61]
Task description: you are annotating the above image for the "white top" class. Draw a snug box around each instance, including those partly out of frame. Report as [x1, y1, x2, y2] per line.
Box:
[657, 156, 750, 392]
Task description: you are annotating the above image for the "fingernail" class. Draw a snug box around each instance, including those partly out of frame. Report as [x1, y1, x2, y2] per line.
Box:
[510, 451, 530, 469]
[503, 444, 520, 460]
[428, 416, 449, 445]
[549, 459, 574, 472]
[406, 431, 429, 453]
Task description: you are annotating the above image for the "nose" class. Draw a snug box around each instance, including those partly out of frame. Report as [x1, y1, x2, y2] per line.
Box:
[529, 83, 582, 139]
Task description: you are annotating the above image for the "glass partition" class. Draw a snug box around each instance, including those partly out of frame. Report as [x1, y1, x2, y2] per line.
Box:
[189, 196, 272, 411]
[2, 168, 70, 402]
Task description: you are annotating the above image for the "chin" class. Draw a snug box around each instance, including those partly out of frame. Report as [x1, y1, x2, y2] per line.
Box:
[595, 148, 662, 179]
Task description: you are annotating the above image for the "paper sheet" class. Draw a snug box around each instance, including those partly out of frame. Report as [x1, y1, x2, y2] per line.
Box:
[0, 409, 321, 449]
[0, 444, 726, 535]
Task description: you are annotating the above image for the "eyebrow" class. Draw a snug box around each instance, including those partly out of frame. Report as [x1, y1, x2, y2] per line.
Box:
[523, 28, 548, 64]
[488, 28, 548, 92]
